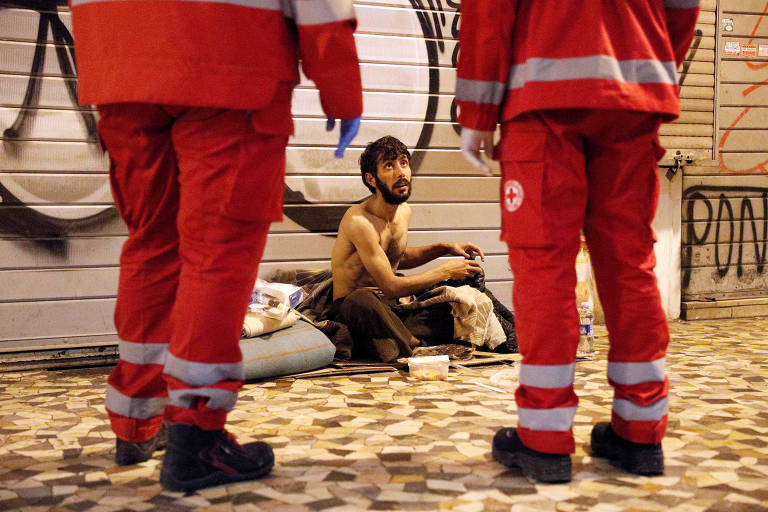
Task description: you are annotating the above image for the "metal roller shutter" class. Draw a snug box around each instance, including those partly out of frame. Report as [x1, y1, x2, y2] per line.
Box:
[682, 0, 768, 319]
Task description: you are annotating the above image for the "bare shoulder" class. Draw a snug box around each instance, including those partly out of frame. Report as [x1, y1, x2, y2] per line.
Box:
[339, 204, 377, 241]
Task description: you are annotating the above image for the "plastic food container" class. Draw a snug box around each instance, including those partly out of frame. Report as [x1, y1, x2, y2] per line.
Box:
[408, 355, 450, 380]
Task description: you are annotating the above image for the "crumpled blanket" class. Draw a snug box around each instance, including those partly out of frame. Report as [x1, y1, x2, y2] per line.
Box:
[397, 285, 505, 349]
[270, 269, 354, 359]
[269, 268, 516, 360]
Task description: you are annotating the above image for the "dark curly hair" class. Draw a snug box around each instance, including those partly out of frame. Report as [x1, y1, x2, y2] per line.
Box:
[359, 136, 411, 194]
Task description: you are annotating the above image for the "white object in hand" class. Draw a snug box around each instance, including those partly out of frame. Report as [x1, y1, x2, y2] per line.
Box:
[460, 128, 495, 175]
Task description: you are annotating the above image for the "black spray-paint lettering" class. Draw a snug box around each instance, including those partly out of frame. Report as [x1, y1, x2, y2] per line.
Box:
[282, 0, 454, 232]
[678, 29, 703, 87]
[1, 1, 450, 242]
[683, 186, 768, 288]
[0, 0, 111, 246]
[2, 0, 97, 141]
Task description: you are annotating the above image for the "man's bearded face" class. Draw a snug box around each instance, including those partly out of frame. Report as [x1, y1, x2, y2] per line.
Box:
[375, 172, 411, 205]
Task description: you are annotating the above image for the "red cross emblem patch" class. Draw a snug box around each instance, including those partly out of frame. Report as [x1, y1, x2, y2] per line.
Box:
[503, 179, 524, 212]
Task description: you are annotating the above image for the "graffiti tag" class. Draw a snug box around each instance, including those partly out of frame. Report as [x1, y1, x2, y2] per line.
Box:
[683, 185, 768, 288]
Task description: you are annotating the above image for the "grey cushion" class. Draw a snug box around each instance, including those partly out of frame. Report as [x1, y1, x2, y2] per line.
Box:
[240, 319, 335, 380]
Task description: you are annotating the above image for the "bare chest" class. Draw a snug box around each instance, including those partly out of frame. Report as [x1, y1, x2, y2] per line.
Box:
[380, 226, 407, 267]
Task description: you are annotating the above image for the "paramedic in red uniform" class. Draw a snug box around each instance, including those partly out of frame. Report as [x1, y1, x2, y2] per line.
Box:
[70, 0, 362, 492]
[456, 0, 699, 483]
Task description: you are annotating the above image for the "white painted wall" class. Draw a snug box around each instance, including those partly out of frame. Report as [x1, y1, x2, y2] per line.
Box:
[654, 170, 683, 319]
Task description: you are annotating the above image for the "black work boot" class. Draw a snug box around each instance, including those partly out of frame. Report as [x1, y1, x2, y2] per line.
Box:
[115, 423, 167, 466]
[590, 422, 664, 475]
[492, 428, 572, 483]
[160, 424, 274, 492]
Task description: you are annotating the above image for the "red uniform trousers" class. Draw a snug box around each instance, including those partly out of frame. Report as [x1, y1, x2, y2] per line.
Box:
[499, 109, 670, 455]
[99, 95, 291, 442]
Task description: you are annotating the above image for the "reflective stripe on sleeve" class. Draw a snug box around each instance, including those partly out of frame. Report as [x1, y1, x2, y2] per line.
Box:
[663, 0, 700, 8]
[519, 363, 575, 389]
[455, 78, 507, 106]
[613, 397, 669, 422]
[607, 358, 665, 385]
[293, 0, 355, 25]
[517, 406, 577, 432]
[71, 0, 282, 9]
[168, 388, 238, 411]
[508, 55, 677, 90]
[164, 352, 244, 387]
[118, 340, 167, 366]
[105, 384, 166, 419]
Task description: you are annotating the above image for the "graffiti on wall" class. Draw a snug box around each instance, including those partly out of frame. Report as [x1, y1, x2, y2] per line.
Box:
[678, 29, 703, 88]
[683, 185, 768, 288]
[3, 1, 96, 141]
[718, 1, 768, 175]
[0, 0, 461, 242]
[408, 0, 459, 155]
[287, 0, 459, 231]
[1, 0, 111, 252]
[680, 4, 768, 291]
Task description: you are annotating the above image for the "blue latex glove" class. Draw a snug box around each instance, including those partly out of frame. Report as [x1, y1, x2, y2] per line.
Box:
[326, 116, 361, 158]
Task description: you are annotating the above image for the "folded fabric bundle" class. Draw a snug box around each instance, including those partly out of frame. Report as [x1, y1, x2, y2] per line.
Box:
[242, 307, 299, 338]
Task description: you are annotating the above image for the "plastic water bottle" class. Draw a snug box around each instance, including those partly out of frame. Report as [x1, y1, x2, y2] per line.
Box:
[575, 243, 592, 307]
[575, 240, 596, 359]
[577, 301, 595, 359]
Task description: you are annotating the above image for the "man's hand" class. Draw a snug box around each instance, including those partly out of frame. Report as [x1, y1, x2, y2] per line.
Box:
[460, 127, 495, 175]
[445, 242, 485, 261]
[437, 259, 483, 281]
[358, 285, 383, 296]
[326, 116, 361, 158]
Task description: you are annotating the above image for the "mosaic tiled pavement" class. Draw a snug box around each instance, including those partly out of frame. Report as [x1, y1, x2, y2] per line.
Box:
[1, 318, 767, 512]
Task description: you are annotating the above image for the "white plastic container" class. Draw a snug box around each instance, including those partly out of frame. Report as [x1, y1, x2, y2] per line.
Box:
[408, 355, 450, 380]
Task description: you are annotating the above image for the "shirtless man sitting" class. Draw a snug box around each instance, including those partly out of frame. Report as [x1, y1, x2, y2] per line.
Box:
[331, 135, 484, 362]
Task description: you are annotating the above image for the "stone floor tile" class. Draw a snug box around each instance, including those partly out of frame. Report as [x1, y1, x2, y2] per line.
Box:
[1, 318, 767, 511]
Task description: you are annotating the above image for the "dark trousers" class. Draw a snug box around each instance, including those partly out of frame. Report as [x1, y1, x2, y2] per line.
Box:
[333, 289, 453, 362]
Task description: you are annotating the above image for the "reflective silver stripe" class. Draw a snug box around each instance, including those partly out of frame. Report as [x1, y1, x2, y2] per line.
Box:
[508, 56, 677, 90]
[105, 384, 166, 419]
[664, 0, 700, 8]
[292, 0, 355, 25]
[455, 78, 507, 106]
[68, 0, 354, 25]
[164, 352, 244, 386]
[71, 0, 282, 10]
[517, 406, 577, 432]
[168, 388, 238, 411]
[613, 397, 669, 422]
[118, 340, 167, 366]
[519, 363, 575, 389]
[607, 358, 665, 385]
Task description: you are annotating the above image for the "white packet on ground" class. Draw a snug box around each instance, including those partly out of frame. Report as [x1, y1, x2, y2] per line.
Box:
[488, 366, 519, 390]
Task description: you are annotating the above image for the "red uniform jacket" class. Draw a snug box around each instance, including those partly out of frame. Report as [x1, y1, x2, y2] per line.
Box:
[70, 0, 363, 120]
[456, 0, 700, 131]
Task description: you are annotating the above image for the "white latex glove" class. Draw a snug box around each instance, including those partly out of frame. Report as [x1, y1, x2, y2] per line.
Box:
[460, 127, 495, 176]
